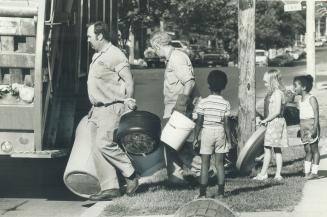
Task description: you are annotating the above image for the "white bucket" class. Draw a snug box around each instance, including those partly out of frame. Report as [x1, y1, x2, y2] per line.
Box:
[160, 111, 195, 151]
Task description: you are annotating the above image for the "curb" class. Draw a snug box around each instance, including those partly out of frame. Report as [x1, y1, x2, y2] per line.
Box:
[80, 201, 112, 217]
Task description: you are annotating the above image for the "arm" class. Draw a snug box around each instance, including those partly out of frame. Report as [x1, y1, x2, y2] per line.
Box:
[172, 56, 195, 114]
[119, 66, 134, 98]
[182, 79, 195, 96]
[261, 91, 282, 124]
[194, 114, 204, 143]
[309, 96, 319, 137]
[118, 66, 136, 110]
[224, 116, 232, 146]
[256, 98, 265, 120]
[173, 79, 195, 114]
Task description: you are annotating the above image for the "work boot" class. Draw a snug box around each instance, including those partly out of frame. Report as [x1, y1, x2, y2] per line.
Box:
[214, 185, 226, 199]
[125, 177, 139, 196]
[89, 189, 121, 201]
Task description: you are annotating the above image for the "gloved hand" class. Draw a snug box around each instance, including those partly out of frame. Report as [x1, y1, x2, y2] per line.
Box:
[173, 94, 190, 115]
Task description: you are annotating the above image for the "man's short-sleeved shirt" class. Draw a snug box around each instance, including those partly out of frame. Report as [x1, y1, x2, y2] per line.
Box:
[163, 49, 194, 118]
[87, 43, 130, 105]
[197, 95, 231, 127]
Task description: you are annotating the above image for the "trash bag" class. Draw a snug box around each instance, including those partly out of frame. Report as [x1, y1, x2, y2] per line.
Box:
[284, 106, 300, 126]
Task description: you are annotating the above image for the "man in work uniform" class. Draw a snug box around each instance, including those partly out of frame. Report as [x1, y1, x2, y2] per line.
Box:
[150, 31, 201, 184]
[86, 21, 138, 200]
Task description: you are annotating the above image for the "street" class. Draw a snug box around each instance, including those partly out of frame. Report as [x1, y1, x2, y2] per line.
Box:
[134, 47, 327, 117]
[0, 47, 327, 217]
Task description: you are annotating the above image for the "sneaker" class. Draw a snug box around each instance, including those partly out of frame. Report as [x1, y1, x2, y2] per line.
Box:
[304, 173, 311, 179]
[274, 175, 283, 181]
[253, 173, 268, 181]
[307, 173, 319, 180]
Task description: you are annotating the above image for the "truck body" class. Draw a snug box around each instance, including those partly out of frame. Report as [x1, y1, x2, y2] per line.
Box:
[0, 0, 118, 158]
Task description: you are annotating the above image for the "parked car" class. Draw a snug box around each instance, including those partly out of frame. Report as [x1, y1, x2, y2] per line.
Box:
[268, 53, 295, 67]
[288, 48, 306, 60]
[315, 40, 324, 47]
[255, 49, 268, 66]
[189, 44, 206, 66]
[201, 48, 229, 67]
[170, 40, 193, 58]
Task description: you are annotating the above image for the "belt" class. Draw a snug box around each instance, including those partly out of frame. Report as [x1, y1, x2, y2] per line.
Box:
[93, 100, 124, 107]
[277, 114, 284, 118]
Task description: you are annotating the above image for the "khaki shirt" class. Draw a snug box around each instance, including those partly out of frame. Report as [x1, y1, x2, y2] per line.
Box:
[163, 49, 194, 118]
[87, 43, 130, 105]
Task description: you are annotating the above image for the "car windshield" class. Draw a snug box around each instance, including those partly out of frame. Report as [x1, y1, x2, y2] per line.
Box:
[204, 48, 225, 54]
[170, 42, 182, 48]
[256, 51, 265, 56]
[190, 45, 200, 50]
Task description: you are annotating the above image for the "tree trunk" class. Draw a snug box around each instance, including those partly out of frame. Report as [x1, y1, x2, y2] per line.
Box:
[306, 0, 315, 83]
[160, 20, 165, 32]
[238, 0, 256, 151]
[129, 27, 135, 64]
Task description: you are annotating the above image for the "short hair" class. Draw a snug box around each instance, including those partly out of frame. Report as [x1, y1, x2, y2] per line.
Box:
[293, 74, 314, 92]
[207, 70, 228, 92]
[150, 31, 172, 47]
[91, 21, 111, 41]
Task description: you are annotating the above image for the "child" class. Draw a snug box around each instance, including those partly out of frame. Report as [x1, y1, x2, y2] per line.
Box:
[293, 75, 320, 179]
[253, 69, 288, 181]
[194, 70, 232, 198]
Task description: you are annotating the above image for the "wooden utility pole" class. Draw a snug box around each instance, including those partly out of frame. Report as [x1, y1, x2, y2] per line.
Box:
[306, 0, 315, 83]
[109, 0, 118, 45]
[238, 0, 256, 150]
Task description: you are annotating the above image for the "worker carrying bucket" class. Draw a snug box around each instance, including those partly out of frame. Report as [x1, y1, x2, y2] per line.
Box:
[150, 31, 202, 185]
[161, 111, 195, 151]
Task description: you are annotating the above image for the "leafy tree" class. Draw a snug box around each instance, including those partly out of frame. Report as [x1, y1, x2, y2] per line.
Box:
[118, 0, 171, 48]
[255, 1, 305, 50]
[168, 0, 238, 60]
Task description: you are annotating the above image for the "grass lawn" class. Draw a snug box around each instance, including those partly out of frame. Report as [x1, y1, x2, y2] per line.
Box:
[101, 145, 306, 217]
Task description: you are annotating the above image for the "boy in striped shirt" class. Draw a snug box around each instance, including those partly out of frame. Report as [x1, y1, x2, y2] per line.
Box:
[194, 70, 232, 199]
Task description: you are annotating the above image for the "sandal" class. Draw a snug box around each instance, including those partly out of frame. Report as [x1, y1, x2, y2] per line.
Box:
[253, 173, 268, 181]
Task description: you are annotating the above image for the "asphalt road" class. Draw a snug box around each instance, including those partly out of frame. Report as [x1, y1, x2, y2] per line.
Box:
[134, 47, 327, 117]
[0, 47, 327, 217]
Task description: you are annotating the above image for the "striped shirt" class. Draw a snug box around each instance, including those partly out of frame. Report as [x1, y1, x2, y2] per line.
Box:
[197, 95, 231, 127]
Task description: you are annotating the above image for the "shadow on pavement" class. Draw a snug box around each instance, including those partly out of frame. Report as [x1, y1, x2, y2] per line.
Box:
[227, 182, 281, 197]
[0, 156, 84, 201]
[318, 170, 327, 178]
[0, 186, 83, 201]
[320, 154, 327, 160]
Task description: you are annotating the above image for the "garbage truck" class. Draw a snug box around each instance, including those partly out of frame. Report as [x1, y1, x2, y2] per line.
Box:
[0, 0, 119, 158]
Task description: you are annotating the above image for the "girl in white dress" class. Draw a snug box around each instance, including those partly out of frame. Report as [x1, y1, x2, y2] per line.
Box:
[253, 69, 288, 181]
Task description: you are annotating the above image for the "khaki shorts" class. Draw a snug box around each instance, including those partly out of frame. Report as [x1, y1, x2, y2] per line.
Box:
[200, 126, 229, 155]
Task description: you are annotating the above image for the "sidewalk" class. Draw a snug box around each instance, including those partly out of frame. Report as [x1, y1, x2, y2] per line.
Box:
[80, 86, 327, 217]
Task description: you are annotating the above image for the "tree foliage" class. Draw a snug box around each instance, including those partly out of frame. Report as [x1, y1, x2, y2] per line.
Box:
[168, 0, 238, 59]
[255, 1, 305, 50]
[118, 0, 171, 47]
[118, 0, 306, 60]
